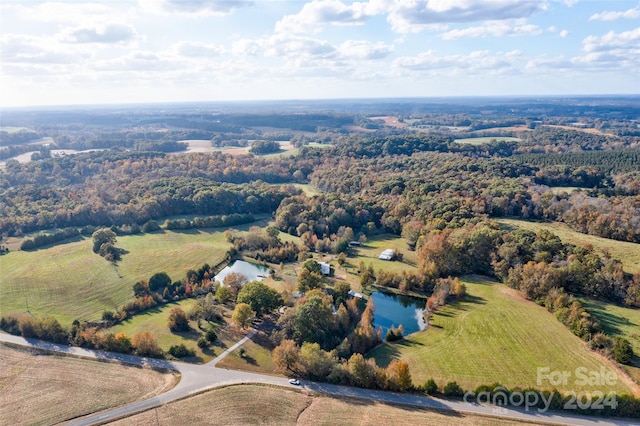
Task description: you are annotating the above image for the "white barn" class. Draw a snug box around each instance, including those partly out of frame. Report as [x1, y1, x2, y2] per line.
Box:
[379, 249, 396, 261]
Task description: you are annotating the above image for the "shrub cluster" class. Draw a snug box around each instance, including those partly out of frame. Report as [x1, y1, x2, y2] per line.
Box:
[417, 379, 640, 419]
[20, 228, 80, 250]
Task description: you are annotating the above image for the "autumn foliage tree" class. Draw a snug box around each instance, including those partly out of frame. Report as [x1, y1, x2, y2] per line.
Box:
[168, 307, 190, 332]
[132, 331, 163, 358]
[273, 339, 300, 373]
[232, 303, 255, 329]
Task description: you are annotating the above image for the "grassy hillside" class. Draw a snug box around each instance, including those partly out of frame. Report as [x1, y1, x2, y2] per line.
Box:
[110, 384, 540, 426]
[369, 276, 633, 395]
[580, 298, 640, 384]
[0, 229, 232, 326]
[107, 298, 252, 364]
[496, 218, 640, 274]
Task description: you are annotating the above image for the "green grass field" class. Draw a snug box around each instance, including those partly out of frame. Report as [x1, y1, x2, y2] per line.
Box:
[340, 234, 419, 291]
[579, 298, 640, 384]
[108, 298, 255, 364]
[216, 330, 276, 372]
[369, 276, 633, 395]
[454, 137, 521, 145]
[496, 218, 640, 274]
[0, 229, 232, 326]
[291, 183, 322, 196]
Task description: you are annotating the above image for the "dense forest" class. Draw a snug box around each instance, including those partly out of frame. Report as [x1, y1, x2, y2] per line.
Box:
[1, 99, 639, 244]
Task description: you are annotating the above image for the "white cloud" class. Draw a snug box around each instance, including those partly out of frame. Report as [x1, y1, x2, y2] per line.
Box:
[338, 40, 393, 59]
[62, 24, 139, 44]
[276, 0, 546, 34]
[173, 41, 225, 57]
[275, 0, 385, 33]
[1, 34, 92, 67]
[589, 7, 640, 21]
[92, 50, 181, 72]
[8, 2, 114, 24]
[559, 30, 569, 38]
[387, 0, 547, 34]
[574, 28, 640, 69]
[393, 49, 521, 74]
[140, 0, 253, 16]
[233, 34, 336, 59]
[524, 56, 573, 71]
[582, 28, 640, 53]
[440, 20, 543, 40]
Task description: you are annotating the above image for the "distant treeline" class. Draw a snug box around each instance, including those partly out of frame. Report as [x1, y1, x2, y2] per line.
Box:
[516, 148, 640, 175]
[19, 214, 257, 250]
[165, 213, 254, 230]
[0, 129, 41, 146]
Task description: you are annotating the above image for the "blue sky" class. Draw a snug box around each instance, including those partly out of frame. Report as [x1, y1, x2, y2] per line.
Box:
[1, 0, 639, 106]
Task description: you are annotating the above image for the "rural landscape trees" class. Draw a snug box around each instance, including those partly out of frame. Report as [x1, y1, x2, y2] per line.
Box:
[1, 98, 639, 418]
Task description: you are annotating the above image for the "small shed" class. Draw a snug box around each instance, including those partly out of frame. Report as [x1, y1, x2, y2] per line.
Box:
[319, 262, 331, 276]
[379, 249, 396, 261]
[348, 290, 364, 299]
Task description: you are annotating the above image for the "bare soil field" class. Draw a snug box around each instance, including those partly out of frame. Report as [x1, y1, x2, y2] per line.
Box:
[370, 116, 407, 128]
[178, 139, 216, 153]
[342, 125, 377, 133]
[543, 125, 611, 136]
[0, 343, 178, 425]
[109, 384, 543, 426]
[249, 126, 316, 135]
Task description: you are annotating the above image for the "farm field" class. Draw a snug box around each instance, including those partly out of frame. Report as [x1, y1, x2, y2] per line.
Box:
[194, 140, 308, 157]
[454, 136, 521, 145]
[547, 186, 582, 195]
[109, 384, 540, 426]
[369, 276, 634, 395]
[0, 343, 178, 426]
[579, 298, 640, 384]
[178, 139, 216, 153]
[369, 116, 407, 128]
[496, 218, 640, 274]
[544, 125, 611, 136]
[0, 229, 232, 326]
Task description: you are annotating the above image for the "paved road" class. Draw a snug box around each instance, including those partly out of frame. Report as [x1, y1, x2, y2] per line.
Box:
[1, 332, 638, 426]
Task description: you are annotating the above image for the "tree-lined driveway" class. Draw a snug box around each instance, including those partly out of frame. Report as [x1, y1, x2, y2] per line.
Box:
[0, 332, 637, 426]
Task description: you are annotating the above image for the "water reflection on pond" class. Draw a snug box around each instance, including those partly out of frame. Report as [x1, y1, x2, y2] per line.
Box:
[369, 291, 426, 337]
[214, 260, 269, 283]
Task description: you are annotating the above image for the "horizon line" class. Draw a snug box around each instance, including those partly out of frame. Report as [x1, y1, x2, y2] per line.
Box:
[2, 94, 639, 111]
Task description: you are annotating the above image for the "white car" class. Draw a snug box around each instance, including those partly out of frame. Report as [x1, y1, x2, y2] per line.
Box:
[288, 378, 300, 385]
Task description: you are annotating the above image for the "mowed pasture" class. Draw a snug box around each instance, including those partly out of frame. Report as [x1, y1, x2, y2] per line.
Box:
[109, 384, 540, 426]
[0, 229, 232, 326]
[108, 298, 251, 364]
[348, 234, 419, 273]
[0, 343, 178, 426]
[370, 276, 634, 395]
[496, 218, 640, 274]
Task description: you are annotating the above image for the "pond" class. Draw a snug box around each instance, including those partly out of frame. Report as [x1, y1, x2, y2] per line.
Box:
[214, 260, 269, 284]
[369, 291, 427, 337]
